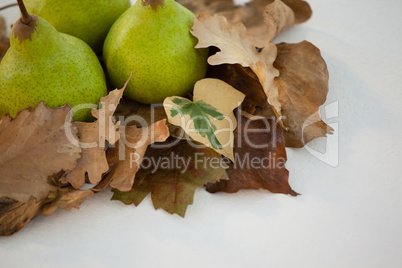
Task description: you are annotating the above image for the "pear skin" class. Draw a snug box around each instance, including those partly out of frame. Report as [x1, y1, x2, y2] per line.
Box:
[25, 0, 131, 53]
[0, 15, 107, 121]
[103, 0, 208, 104]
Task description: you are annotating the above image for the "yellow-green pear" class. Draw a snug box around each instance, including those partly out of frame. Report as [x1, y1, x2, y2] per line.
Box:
[0, 0, 107, 121]
[25, 0, 131, 53]
[103, 0, 208, 104]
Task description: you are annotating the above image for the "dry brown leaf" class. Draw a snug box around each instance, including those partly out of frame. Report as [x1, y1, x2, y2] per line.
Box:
[178, 0, 312, 45]
[112, 139, 229, 217]
[66, 80, 129, 189]
[206, 113, 297, 195]
[218, 0, 294, 45]
[107, 119, 170, 192]
[191, 13, 281, 121]
[281, 0, 312, 23]
[91, 86, 125, 145]
[0, 15, 10, 62]
[178, 0, 233, 15]
[207, 62, 267, 113]
[113, 98, 167, 127]
[0, 103, 81, 203]
[66, 122, 109, 188]
[0, 197, 44, 236]
[41, 171, 114, 216]
[257, 41, 333, 147]
[0, 103, 82, 235]
[41, 188, 94, 216]
[262, 0, 294, 43]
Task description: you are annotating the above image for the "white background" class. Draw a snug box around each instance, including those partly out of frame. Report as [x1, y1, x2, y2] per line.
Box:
[1, 0, 402, 267]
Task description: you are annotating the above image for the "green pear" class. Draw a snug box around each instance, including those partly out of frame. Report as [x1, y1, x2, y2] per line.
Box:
[103, 0, 208, 104]
[0, 1, 107, 121]
[25, 0, 131, 53]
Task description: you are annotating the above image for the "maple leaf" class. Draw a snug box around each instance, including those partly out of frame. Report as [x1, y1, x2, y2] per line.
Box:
[66, 78, 130, 189]
[106, 119, 170, 192]
[256, 41, 334, 147]
[178, 0, 311, 46]
[112, 139, 229, 217]
[164, 78, 245, 161]
[206, 113, 297, 196]
[0, 15, 9, 63]
[0, 103, 82, 235]
[191, 13, 281, 121]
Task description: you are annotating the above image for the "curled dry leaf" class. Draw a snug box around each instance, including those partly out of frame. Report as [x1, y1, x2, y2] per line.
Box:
[191, 13, 281, 121]
[112, 139, 229, 217]
[0, 197, 44, 236]
[0, 15, 10, 62]
[178, 0, 312, 46]
[262, 0, 294, 43]
[41, 171, 114, 216]
[0, 103, 82, 235]
[164, 78, 245, 161]
[66, 79, 130, 189]
[281, 0, 312, 23]
[106, 119, 170, 192]
[256, 41, 333, 147]
[206, 113, 297, 195]
[209, 41, 333, 148]
[41, 188, 94, 216]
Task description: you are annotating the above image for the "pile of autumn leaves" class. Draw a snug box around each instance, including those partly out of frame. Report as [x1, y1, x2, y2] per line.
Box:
[0, 0, 333, 236]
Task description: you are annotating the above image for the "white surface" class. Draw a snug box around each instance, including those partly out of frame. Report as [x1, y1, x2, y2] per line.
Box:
[1, 0, 402, 267]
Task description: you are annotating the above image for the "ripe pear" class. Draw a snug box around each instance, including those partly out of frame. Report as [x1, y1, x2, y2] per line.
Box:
[103, 0, 208, 104]
[0, 0, 107, 121]
[24, 0, 131, 53]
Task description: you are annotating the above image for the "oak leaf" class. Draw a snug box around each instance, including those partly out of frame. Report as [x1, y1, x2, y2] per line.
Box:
[191, 13, 281, 120]
[112, 139, 229, 217]
[178, 0, 311, 46]
[66, 79, 129, 189]
[206, 113, 297, 195]
[164, 78, 245, 161]
[106, 119, 170, 192]
[0, 103, 82, 235]
[256, 41, 334, 147]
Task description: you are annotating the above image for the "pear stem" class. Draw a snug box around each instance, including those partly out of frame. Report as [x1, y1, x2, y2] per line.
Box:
[17, 0, 32, 25]
[0, 3, 18, 11]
